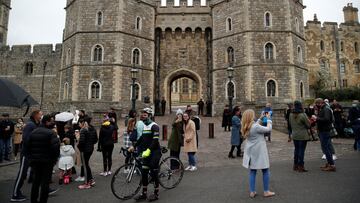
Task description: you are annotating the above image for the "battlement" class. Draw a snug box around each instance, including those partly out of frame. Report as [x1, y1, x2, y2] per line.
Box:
[158, 0, 208, 8]
[0, 43, 62, 57]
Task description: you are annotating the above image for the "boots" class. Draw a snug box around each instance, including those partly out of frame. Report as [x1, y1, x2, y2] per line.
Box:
[321, 165, 336, 172]
[228, 152, 235, 159]
[297, 165, 308, 172]
[293, 164, 298, 171]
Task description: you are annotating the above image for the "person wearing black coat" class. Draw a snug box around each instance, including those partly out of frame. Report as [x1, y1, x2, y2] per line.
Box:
[98, 118, 115, 176]
[222, 105, 232, 131]
[24, 114, 60, 203]
[76, 118, 98, 189]
[0, 113, 15, 162]
[348, 101, 360, 151]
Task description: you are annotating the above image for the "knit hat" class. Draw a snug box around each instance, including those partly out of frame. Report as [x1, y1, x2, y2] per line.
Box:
[176, 109, 183, 115]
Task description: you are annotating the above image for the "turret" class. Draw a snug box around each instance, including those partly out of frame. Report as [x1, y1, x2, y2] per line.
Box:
[343, 3, 359, 24]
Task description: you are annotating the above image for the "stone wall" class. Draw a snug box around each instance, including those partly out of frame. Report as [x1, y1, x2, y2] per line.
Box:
[305, 4, 360, 95]
[0, 44, 62, 117]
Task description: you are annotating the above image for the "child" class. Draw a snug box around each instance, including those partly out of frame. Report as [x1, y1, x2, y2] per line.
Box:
[59, 138, 75, 184]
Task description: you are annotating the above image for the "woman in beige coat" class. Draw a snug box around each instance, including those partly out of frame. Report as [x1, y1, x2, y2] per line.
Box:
[183, 112, 198, 172]
[13, 118, 24, 160]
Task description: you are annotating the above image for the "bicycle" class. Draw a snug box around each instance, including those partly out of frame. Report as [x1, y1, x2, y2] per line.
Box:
[111, 146, 184, 200]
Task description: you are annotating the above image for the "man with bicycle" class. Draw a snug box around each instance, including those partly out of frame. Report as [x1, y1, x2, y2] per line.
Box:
[129, 108, 161, 202]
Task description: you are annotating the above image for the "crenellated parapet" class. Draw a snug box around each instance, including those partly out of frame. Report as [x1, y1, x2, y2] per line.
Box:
[0, 43, 62, 57]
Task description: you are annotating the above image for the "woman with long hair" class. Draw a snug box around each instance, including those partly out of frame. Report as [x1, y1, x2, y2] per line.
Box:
[168, 109, 184, 169]
[242, 109, 275, 198]
[183, 112, 197, 171]
[289, 101, 311, 172]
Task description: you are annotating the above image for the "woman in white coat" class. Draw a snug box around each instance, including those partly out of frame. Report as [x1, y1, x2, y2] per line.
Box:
[241, 109, 275, 198]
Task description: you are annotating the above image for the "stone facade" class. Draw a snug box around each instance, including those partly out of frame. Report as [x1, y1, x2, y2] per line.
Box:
[0, 0, 10, 46]
[305, 3, 360, 96]
[0, 0, 310, 119]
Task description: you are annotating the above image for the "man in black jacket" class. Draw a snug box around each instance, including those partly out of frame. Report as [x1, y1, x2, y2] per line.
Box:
[313, 98, 336, 172]
[0, 113, 14, 162]
[25, 114, 60, 203]
[11, 110, 42, 202]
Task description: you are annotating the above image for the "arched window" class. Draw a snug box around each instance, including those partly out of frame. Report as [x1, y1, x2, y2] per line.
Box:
[355, 42, 359, 54]
[226, 17, 232, 32]
[227, 47, 234, 66]
[25, 62, 33, 75]
[66, 48, 71, 66]
[320, 40, 325, 51]
[354, 60, 360, 73]
[135, 16, 142, 30]
[63, 83, 69, 100]
[96, 11, 103, 26]
[331, 41, 335, 51]
[297, 46, 303, 63]
[265, 43, 275, 60]
[92, 44, 103, 62]
[340, 41, 344, 52]
[295, 18, 300, 32]
[132, 48, 141, 66]
[300, 82, 304, 98]
[340, 62, 346, 73]
[89, 81, 102, 99]
[226, 81, 235, 99]
[264, 12, 272, 27]
[182, 79, 189, 93]
[266, 80, 276, 97]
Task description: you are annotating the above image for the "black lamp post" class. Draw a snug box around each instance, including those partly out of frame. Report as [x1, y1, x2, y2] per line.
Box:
[131, 66, 138, 111]
[227, 66, 234, 111]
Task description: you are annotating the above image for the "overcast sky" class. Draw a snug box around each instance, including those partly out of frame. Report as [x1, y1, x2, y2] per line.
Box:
[6, 0, 360, 46]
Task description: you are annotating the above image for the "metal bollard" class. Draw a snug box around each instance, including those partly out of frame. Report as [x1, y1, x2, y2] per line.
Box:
[162, 125, 168, 141]
[209, 123, 214, 139]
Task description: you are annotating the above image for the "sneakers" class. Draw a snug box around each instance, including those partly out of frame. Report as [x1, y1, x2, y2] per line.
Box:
[147, 194, 159, 202]
[134, 193, 147, 201]
[78, 183, 91, 189]
[88, 179, 96, 186]
[264, 191, 276, 198]
[48, 188, 59, 195]
[189, 166, 197, 172]
[100, 172, 107, 176]
[321, 154, 326, 160]
[107, 171, 112, 176]
[185, 166, 192, 171]
[10, 194, 26, 202]
[75, 176, 85, 182]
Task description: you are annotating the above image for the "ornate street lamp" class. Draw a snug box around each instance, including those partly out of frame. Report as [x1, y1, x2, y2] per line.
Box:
[227, 66, 234, 111]
[131, 66, 138, 111]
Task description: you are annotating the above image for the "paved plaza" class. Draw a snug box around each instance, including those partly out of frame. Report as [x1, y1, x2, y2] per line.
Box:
[0, 115, 359, 203]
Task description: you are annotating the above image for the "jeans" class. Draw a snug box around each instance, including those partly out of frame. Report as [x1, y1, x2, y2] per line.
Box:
[249, 169, 270, 193]
[319, 132, 334, 165]
[0, 138, 11, 161]
[188, 152, 196, 166]
[293, 140, 307, 166]
[31, 162, 53, 203]
[101, 145, 114, 172]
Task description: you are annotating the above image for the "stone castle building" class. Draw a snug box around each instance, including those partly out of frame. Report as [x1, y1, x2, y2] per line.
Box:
[1, 0, 309, 117]
[305, 3, 360, 95]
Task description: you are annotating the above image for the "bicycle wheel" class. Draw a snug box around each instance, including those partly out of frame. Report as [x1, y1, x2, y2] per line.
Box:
[111, 164, 142, 200]
[158, 156, 184, 189]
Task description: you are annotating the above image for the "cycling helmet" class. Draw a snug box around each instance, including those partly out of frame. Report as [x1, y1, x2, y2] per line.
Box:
[141, 107, 153, 116]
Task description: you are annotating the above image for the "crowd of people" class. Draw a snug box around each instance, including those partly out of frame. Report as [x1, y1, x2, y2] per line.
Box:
[1, 98, 360, 202]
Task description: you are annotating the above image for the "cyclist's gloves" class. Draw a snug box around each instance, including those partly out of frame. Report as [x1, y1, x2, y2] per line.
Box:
[142, 148, 151, 158]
